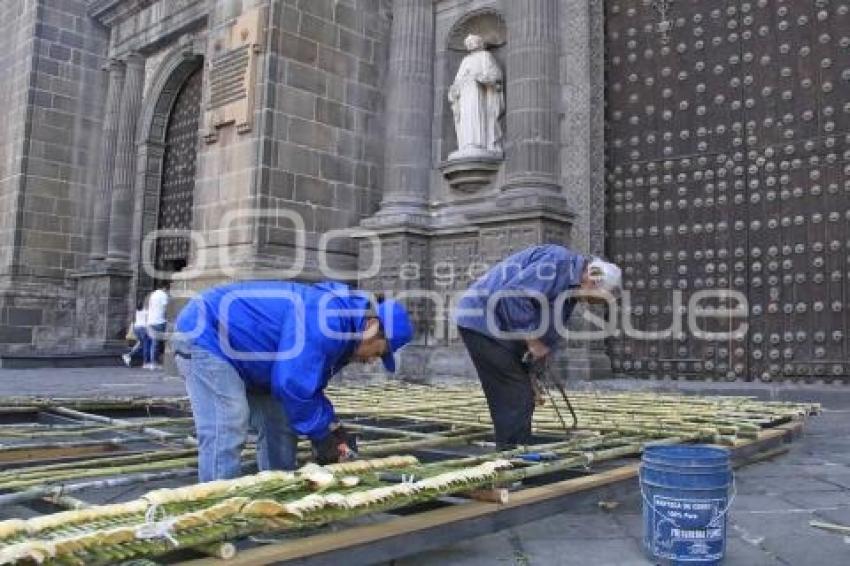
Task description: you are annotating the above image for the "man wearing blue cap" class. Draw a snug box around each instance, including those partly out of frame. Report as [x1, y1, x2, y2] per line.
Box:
[173, 280, 413, 481]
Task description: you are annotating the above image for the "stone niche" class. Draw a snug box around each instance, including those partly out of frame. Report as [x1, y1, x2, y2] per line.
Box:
[436, 7, 507, 194]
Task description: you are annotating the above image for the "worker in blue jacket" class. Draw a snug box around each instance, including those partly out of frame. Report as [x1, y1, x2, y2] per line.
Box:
[455, 245, 622, 449]
[173, 280, 413, 481]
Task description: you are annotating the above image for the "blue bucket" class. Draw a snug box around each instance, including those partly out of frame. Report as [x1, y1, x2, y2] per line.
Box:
[640, 444, 734, 565]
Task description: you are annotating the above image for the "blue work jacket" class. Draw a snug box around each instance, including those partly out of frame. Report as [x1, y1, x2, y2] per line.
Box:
[455, 245, 588, 347]
[174, 280, 369, 440]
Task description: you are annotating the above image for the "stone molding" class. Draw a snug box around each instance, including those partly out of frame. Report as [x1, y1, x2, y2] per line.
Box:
[89, 0, 164, 27]
[439, 155, 502, 192]
[446, 8, 506, 51]
[89, 0, 193, 27]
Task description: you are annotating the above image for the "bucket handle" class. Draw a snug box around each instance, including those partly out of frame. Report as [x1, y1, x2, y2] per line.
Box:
[640, 477, 737, 531]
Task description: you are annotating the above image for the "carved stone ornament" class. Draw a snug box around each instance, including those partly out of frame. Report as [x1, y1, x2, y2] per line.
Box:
[439, 155, 502, 193]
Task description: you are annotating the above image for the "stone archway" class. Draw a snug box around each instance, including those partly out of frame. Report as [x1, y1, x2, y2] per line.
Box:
[155, 66, 203, 276]
[131, 48, 204, 299]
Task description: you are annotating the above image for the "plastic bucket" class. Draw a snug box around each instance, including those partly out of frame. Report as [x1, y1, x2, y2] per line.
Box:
[640, 444, 733, 565]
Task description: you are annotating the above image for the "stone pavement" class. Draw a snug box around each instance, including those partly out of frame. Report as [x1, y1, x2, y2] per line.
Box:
[0, 367, 186, 398]
[398, 407, 850, 566]
[1, 369, 848, 565]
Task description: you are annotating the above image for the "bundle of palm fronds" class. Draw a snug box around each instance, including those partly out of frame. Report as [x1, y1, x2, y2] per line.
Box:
[0, 457, 509, 565]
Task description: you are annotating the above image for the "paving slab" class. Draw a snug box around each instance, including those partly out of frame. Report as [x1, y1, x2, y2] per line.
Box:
[510, 511, 631, 541]
[723, 533, 785, 566]
[736, 474, 843, 496]
[396, 530, 521, 566]
[0, 367, 186, 398]
[757, 531, 850, 566]
[610, 511, 643, 539]
[729, 493, 803, 513]
[723, 508, 850, 566]
[778, 490, 850, 511]
[520, 536, 648, 566]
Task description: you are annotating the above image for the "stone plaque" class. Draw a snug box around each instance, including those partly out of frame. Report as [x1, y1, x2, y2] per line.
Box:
[205, 7, 266, 142]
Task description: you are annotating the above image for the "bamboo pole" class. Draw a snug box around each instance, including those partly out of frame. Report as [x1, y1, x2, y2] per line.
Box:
[0, 449, 200, 480]
[0, 438, 133, 453]
[48, 407, 197, 447]
[194, 542, 237, 560]
[0, 469, 199, 507]
[0, 456, 202, 490]
[0, 418, 193, 439]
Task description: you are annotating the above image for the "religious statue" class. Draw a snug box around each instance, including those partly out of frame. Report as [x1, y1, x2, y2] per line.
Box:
[448, 34, 504, 160]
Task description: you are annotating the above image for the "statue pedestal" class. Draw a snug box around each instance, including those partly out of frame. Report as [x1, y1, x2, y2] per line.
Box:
[440, 153, 502, 192]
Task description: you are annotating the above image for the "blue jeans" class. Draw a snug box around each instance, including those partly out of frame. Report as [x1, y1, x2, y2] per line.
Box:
[128, 325, 149, 363]
[145, 323, 166, 364]
[175, 344, 298, 482]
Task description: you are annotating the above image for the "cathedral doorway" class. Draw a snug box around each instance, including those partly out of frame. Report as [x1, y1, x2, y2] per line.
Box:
[154, 66, 203, 278]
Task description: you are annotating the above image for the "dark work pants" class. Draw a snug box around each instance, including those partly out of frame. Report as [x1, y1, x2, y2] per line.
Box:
[458, 326, 534, 449]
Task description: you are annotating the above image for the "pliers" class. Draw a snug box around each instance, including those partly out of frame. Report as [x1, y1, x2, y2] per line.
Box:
[522, 351, 578, 431]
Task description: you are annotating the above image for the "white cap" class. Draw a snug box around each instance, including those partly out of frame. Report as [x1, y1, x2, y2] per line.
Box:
[587, 258, 623, 296]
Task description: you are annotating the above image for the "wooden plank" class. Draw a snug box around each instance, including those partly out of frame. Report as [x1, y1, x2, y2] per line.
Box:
[178, 420, 804, 566]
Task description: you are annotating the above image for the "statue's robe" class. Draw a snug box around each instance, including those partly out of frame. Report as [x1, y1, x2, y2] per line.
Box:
[450, 50, 504, 154]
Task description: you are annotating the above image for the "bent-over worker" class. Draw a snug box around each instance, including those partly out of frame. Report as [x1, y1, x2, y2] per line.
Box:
[173, 280, 413, 481]
[455, 245, 622, 449]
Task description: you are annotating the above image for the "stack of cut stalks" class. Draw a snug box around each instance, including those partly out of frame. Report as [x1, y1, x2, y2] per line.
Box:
[330, 384, 819, 444]
[0, 456, 520, 565]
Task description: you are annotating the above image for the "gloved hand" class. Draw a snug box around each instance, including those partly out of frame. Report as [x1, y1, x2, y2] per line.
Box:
[522, 351, 548, 407]
[525, 339, 551, 362]
[312, 422, 358, 465]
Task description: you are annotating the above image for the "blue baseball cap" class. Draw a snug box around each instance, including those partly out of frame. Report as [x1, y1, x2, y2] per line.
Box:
[374, 299, 414, 372]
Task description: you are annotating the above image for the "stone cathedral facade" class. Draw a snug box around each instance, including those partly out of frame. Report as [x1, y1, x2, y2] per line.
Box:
[0, 0, 847, 384]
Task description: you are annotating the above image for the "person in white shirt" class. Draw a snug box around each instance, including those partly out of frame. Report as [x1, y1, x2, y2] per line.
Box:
[123, 299, 148, 367]
[145, 282, 170, 370]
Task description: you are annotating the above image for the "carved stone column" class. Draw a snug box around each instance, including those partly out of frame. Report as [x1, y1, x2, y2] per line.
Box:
[90, 59, 125, 261]
[503, 0, 560, 195]
[374, 0, 434, 219]
[106, 53, 145, 264]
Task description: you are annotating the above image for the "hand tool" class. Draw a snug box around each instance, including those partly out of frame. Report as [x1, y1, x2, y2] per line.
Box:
[522, 352, 578, 431]
[514, 451, 559, 463]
